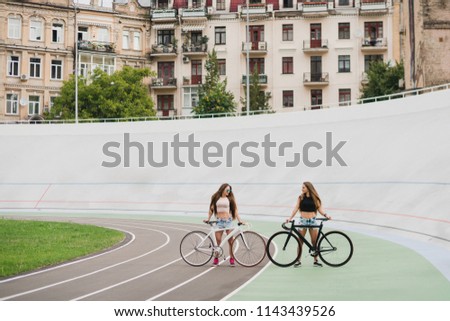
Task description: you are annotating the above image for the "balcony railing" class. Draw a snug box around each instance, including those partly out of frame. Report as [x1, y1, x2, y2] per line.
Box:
[182, 43, 208, 54]
[298, 1, 332, 13]
[360, 0, 388, 11]
[303, 72, 329, 84]
[180, 7, 206, 18]
[78, 40, 115, 53]
[151, 43, 177, 55]
[242, 74, 268, 84]
[152, 9, 177, 20]
[241, 41, 268, 52]
[361, 38, 387, 48]
[239, 4, 269, 15]
[303, 39, 329, 51]
[151, 77, 177, 88]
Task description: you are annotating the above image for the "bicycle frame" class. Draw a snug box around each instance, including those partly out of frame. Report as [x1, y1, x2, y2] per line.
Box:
[282, 218, 327, 252]
[196, 221, 247, 255]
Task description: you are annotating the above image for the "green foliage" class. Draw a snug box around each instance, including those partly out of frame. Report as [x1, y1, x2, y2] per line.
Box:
[361, 60, 404, 100]
[241, 68, 272, 112]
[192, 49, 236, 116]
[46, 66, 156, 120]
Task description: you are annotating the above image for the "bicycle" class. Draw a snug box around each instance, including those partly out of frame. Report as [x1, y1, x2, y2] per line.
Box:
[180, 221, 266, 267]
[266, 218, 353, 267]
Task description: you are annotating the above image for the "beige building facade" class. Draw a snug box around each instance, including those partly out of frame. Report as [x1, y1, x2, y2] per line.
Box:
[1, 0, 399, 120]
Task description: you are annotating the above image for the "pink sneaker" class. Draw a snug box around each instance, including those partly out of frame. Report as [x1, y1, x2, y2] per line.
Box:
[213, 258, 219, 265]
[230, 258, 235, 266]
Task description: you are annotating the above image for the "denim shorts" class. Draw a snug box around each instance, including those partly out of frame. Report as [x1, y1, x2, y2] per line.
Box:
[216, 217, 233, 229]
[299, 217, 317, 226]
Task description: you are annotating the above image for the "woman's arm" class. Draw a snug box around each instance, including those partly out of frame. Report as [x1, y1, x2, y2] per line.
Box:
[203, 205, 214, 222]
[317, 205, 331, 220]
[234, 207, 244, 224]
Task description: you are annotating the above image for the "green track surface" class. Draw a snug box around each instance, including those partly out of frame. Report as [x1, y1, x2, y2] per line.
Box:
[3, 212, 450, 300]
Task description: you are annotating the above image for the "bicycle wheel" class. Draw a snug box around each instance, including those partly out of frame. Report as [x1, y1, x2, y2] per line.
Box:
[318, 231, 353, 267]
[180, 231, 214, 266]
[232, 231, 266, 267]
[266, 231, 301, 267]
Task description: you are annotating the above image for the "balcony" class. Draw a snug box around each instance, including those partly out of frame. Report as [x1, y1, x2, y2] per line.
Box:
[151, 77, 177, 89]
[361, 38, 387, 51]
[242, 74, 268, 86]
[303, 39, 329, 53]
[303, 72, 329, 86]
[151, 9, 177, 21]
[78, 40, 115, 53]
[182, 43, 208, 56]
[359, 0, 388, 13]
[183, 75, 203, 86]
[180, 7, 207, 19]
[297, 1, 332, 15]
[241, 41, 268, 55]
[239, 4, 272, 16]
[150, 43, 178, 57]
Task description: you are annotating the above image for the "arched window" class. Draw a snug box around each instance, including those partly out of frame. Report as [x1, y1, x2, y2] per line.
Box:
[52, 20, 65, 43]
[30, 17, 44, 41]
[8, 15, 22, 39]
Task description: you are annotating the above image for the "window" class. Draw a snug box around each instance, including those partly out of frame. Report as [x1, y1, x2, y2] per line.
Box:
[339, 89, 351, 106]
[282, 24, 293, 41]
[283, 91, 294, 108]
[339, 0, 350, 5]
[30, 58, 41, 78]
[50, 96, 58, 110]
[218, 59, 226, 76]
[78, 26, 88, 41]
[183, 87, 199, 116]
[215, 27, 226, 45]
[282, 57, 293, 74]
[338, 23, 350, 40]
[30, 19, 43, 41]
[157, 95, 174, 116]
[133, 31, 141, 50]
[51, 60, 62, 80]
[364, 55, 383, 71]
[122, 31, 129, 49]
[97, 28, 109, 43]
[283, 0, 293, 8]
[8, 16, 21, 39]
[79, 54, 115, 76]
[157, 30, 174, 45]
[28, 95, 40, 115]
[52, 23, 63, 43]
[217, 0, 226, 10]
[364, 22, 383, 39]
[311, 90, 323, 109]
[338, 55, 351, 72]
[8, 56, 20, 76]
[6, 94, 19, 115]
[250, 58, 265, 74]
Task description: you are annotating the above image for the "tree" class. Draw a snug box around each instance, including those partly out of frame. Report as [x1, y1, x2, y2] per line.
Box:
[46, 66, 156, 120]
[361, 60, 404, 100]
[192, 49, 236, 116]
[241, 68, 272, 113]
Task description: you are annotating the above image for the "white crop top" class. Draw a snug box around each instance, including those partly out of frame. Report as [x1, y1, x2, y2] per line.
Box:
[216, 197, 230, 213]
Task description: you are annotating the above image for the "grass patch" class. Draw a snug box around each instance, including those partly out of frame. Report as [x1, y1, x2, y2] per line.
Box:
[0, 218, 124, 277]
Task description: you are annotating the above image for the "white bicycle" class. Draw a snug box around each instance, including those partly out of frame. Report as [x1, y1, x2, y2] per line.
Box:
[180, 221, 266, 267]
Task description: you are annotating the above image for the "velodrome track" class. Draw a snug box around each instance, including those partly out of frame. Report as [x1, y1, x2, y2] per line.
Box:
[0, 216, 270, 301]
[1, 86, 450, 300]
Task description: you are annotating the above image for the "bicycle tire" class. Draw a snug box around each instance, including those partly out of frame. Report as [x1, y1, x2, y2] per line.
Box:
[232, 231, 266, 267]
[180, 231, 214, 266]
[266, 231, 301, 267]
[318, 231, 353, 267]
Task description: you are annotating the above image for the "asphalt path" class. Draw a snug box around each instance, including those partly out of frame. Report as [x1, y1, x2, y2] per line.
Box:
[0, 216, 270, 301]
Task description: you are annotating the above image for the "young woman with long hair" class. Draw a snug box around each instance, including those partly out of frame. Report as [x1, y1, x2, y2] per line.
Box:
[204, 183, 244, 266]
[286, 181, 331, 267]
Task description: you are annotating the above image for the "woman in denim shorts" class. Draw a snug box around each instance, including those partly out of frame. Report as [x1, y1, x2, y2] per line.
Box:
[204, 183, 244, 266]
[286, 182, 331, 267]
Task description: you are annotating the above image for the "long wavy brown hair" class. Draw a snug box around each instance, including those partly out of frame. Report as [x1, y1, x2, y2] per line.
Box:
[299, 181, 321, 212]
[209, 183, 237, 219]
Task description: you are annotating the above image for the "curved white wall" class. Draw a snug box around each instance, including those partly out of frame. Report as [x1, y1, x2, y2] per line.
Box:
[1, 89, 449, 244]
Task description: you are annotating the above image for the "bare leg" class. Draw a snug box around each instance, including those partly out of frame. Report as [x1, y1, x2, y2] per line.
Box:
[226, 229, 234, 259]
[297, 228, 307, 263]
[309, 227, 319, 262]
[215, 230, 223, 257]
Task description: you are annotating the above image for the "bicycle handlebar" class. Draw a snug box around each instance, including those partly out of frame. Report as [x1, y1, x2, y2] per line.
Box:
[204, 221, 245, 226]
[282, 218, 329, 230]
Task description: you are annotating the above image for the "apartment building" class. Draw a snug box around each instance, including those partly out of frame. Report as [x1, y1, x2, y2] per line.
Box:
[0, 0, 150, 121]
[1, 0, 395, 120]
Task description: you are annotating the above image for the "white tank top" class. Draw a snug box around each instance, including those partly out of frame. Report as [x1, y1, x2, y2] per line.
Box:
[216, 197, 230, 213]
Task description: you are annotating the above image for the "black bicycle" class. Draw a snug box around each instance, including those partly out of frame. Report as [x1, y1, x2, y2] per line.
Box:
[266, 218, 353, 267]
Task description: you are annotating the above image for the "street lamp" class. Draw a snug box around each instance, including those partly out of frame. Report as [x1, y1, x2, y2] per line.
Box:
[245, 0, 250, 116]
[73, 1, 79, 124]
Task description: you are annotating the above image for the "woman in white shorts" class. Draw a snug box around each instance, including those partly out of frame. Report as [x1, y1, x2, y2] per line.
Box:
[204, 183, 244, 266]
